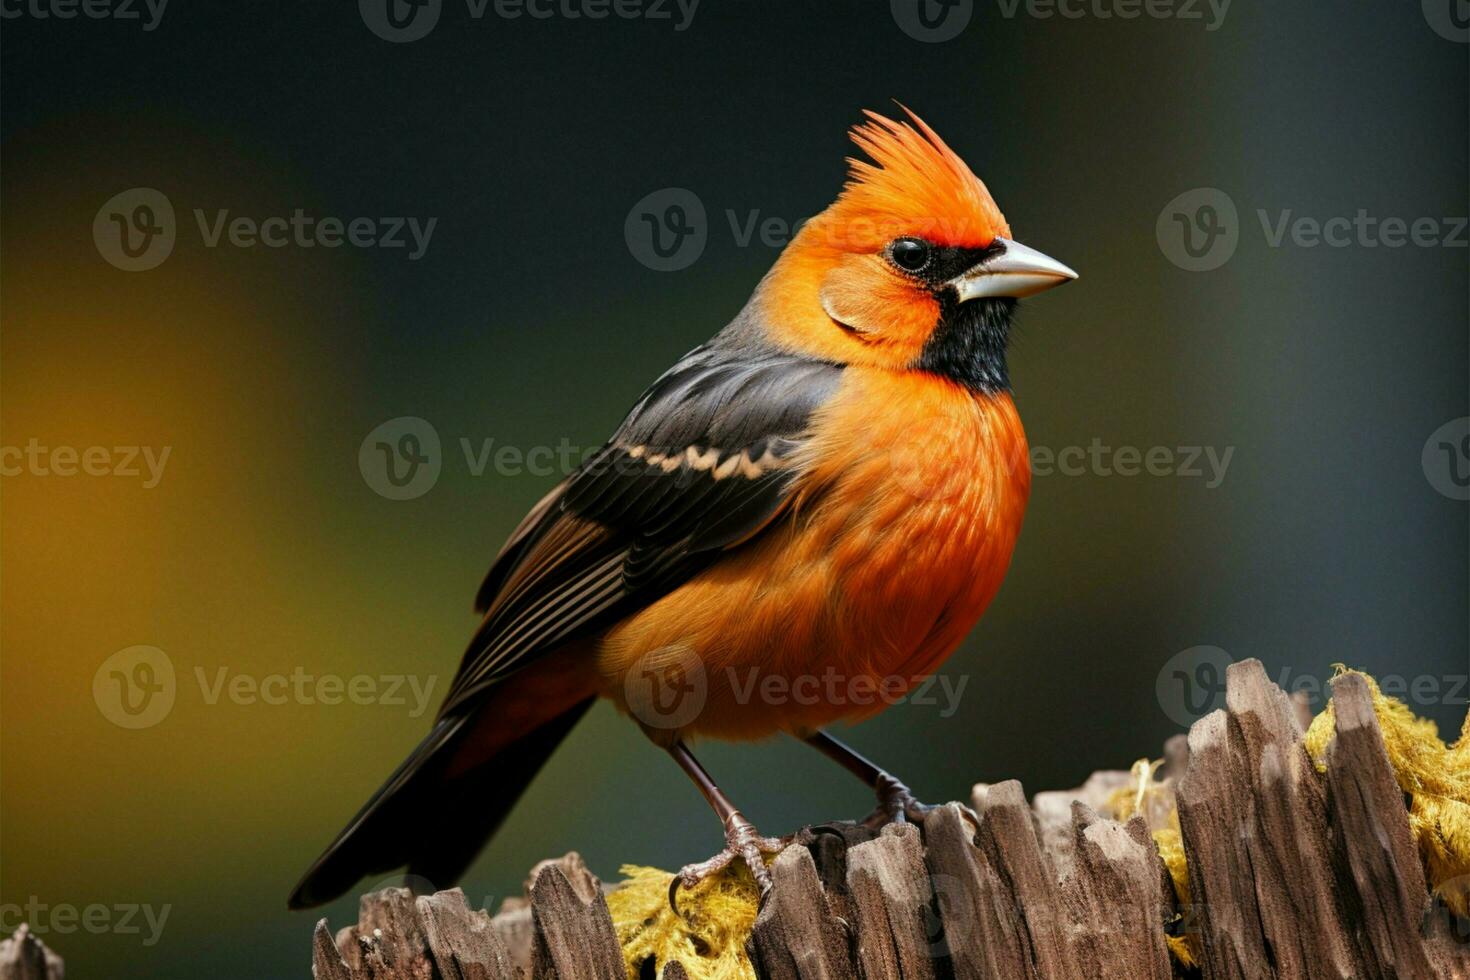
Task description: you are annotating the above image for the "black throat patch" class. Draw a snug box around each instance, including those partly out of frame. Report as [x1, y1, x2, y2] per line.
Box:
[913, 295, 1017, 394]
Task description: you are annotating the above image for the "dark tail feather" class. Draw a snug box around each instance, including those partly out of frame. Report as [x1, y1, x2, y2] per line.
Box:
[406, 698, 592, 889]
[287, 698, 593, 910]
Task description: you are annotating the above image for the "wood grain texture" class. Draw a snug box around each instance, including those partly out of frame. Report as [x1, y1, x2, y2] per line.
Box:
[0, 926, 63, 980]
[747, 844, 857, 980]
[843, 824, 938, 980]
[528, 857, 622, 980]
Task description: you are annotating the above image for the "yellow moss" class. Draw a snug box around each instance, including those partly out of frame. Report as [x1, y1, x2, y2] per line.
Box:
[1165, 934, 1198, 970]
[1153, 813, 1200, 969]
[605, 864, 759, 980]
[1302, 666, 1470, 918]
[1107, 758, 1173, 829]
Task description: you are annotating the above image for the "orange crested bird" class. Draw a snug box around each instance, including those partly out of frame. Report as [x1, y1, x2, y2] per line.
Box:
[289, 107, 1075, 910]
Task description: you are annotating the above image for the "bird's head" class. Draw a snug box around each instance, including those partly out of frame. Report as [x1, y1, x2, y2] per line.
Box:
[754, 107, 1076, 392]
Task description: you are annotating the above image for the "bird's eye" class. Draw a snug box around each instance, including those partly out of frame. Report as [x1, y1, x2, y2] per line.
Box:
[888, 237, 932, 274]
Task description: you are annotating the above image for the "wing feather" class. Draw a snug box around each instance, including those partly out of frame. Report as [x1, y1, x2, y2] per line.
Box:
[438, 345, 843, 718]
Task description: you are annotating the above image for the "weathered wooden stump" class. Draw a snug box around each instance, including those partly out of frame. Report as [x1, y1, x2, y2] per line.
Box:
[302, 661, 1470, 979]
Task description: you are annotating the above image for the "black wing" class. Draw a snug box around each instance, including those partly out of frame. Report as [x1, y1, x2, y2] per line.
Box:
[437, 344, 844, 717]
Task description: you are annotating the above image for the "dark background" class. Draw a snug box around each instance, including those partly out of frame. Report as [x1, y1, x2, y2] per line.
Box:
[2, 1, 1466, 976]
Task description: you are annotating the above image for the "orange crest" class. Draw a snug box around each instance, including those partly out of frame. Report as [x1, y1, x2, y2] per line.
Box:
[816, 107, 1009, 252]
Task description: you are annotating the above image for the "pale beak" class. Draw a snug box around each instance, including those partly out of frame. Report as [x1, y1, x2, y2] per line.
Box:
[951, 237, 1078, 301]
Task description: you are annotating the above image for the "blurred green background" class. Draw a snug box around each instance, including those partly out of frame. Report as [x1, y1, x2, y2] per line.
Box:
[2, 1, 1466, 976]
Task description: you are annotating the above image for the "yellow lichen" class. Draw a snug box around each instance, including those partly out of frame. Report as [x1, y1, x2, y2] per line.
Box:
[606, 864, 759, 980]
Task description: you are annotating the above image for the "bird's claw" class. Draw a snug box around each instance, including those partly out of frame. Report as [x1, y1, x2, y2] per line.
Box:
[667, 816, 784, 918]
[860, 773, 981, 835]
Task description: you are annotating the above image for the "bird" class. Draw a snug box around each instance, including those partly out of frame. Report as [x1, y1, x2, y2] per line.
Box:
[288, 106, 1076, 911]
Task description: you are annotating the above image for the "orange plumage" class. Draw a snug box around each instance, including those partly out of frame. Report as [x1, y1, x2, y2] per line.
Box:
[290, 107, 1074, 910]
[597, 369, 1030, 740]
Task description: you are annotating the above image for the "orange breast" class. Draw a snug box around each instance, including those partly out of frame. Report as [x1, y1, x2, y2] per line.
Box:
[597, 367, 1031, 741]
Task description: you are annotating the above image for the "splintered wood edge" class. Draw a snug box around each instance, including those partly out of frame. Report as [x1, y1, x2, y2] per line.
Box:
[0, 925, 66, 980]
[528, 860, 623, 979]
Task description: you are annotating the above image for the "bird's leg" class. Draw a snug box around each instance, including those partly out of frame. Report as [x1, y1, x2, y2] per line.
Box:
[665, 740, 785, 912]
[804, 730, 978, 830]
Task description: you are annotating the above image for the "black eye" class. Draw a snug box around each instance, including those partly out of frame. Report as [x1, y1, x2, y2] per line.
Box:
[888, 237, 932, 274]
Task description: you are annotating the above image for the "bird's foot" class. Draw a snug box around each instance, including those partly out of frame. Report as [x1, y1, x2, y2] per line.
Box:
[861, 773, 980, 832]
[668, 811, 785, 917]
